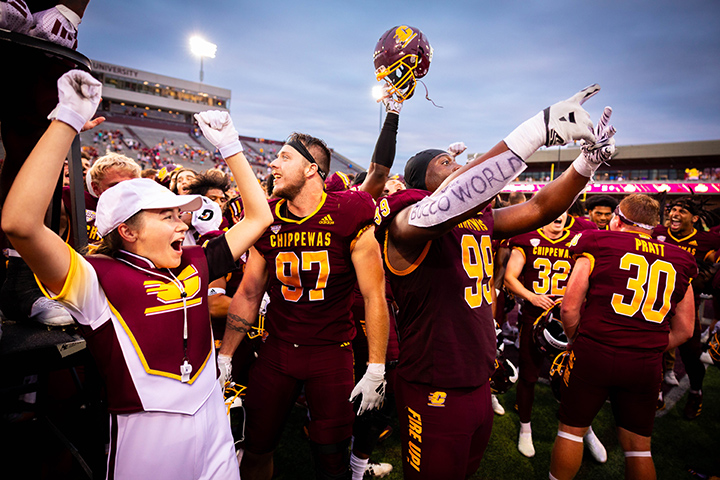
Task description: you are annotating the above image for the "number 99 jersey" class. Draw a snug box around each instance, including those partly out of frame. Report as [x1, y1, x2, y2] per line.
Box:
[255, 190, 376, 346]
[569, 230, 697, 352]
[374, 189, 497, 389]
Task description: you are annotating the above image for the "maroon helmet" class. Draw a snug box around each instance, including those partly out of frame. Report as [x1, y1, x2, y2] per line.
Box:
[549, 350, 573, 402]
[490, 356, 519, 395]
[532, 299, 569, 359]
[373, 25, 433, 101]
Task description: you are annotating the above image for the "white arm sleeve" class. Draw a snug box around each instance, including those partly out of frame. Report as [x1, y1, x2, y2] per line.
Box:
[408, 150, 526, 228]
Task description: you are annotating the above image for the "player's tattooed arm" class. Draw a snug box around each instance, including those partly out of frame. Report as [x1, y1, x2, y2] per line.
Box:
[219, 247, 269, 357]
[226, 311, 256, 335]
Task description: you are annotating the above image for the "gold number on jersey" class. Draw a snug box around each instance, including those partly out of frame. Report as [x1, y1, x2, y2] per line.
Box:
[611, 253, 676, 323]
[276, 250, 331, 302]
[461, 235, 494, 308]
[374, 198, 391, 225]
[532, 258, 571, 296]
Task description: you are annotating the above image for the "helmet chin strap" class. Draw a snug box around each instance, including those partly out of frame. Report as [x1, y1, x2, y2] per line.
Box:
[416, 80, 443, 108]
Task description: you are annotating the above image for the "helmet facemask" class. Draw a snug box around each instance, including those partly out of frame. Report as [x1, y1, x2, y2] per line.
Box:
[373, 25, 433, 102]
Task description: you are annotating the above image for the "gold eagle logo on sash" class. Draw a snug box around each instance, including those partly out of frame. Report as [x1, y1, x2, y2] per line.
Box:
[143, 265, 203, 315]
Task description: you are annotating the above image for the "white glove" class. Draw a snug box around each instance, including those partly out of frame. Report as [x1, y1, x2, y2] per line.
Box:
[378, 83, 403, 114]
[572, 106, 616, 178]
[504, 84, 600, 160]
[48, 70, 102, 133]
[218, 353, 233, 388]
[194, 111, 243, 158]
[349, 363, 386, 415]
[447, 142, 467, 157]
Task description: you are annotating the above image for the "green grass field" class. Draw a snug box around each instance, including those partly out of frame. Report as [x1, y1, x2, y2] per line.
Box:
[271, 366, 720, 479]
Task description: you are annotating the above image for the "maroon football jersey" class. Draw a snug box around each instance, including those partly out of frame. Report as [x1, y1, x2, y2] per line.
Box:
[375, 189, 497, 388]
[652, 225, 720, 265]
[508, 228, 577, 322]
[564, 215, 598, 233]
[570, 230, 697, 352]
[61, 186, 100, 246]
[254, 190, 375, 345]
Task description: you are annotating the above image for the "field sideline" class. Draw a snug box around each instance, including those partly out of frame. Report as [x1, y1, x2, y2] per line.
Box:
[273, 366, 720, 479]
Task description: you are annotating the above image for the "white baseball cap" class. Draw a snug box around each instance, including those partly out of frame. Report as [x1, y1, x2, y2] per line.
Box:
[95, 178, 203, 237]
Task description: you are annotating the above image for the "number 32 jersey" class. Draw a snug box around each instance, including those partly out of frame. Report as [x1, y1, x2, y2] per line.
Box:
[254, 190, 376, 346]
[569, 230, 697, 352]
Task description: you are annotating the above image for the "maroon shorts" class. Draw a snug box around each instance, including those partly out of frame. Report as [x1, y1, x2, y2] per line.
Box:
[558, 335, 662, 437]
[395, 375, 493, 479]
[242, 336, 355, 454]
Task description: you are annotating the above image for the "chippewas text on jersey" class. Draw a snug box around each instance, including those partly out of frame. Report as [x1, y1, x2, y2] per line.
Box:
[270, 230, 333, 248]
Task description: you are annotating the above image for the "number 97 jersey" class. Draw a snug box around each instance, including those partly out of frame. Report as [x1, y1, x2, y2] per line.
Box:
[569, 229, 697, 352]
[255, 190, 376, 346]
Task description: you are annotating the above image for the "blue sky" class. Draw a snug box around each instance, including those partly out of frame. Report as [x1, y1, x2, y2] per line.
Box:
[79, 0, 720, 172]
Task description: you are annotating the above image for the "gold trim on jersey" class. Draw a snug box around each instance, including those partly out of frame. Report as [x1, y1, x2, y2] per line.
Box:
[512, 246, 527, 262]
[564, 216, 577, 230]
[109, 300, 211, 384]
[538, 228, 572, 244]
[350, 224, 373, 252]
[383, 229, 431, 276]
[668, 228, 697, 244]
[579, 252, 596, 275]
[35, 243, 79, 301]
[274, 191, 327, 224]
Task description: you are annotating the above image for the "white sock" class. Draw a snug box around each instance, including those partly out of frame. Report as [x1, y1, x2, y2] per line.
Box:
[350, 453, 369, 480]
[520, 422, 532, 434]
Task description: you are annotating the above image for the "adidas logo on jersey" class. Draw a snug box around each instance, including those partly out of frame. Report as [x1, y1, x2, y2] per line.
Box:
[319, 214, 334, 225]
[689, 240, 698, 246]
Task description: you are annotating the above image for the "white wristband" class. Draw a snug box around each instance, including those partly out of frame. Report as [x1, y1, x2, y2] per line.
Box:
[366, 363, 385, 376]
[219, 140, 243, 159]
[208, 287, 226, 296]
[48, 105, 86, 133]
[571, 153, 596, 178]
[503, 111, 546, 161]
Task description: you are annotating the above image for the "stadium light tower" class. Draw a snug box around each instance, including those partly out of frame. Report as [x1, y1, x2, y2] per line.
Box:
[189, 36, 217, 83]
[372, 85, 384, 133]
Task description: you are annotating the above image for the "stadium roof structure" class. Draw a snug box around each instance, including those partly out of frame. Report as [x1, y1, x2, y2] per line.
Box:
[467, 139, 720, 196]
[91, 59, 230, 116]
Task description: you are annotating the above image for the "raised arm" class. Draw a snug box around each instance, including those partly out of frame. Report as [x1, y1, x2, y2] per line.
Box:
[359, 89, 402, 200]
[493, 105, 616, 239]
[2, 70, 102, 293]
[388, 85, 610, 255]
[194, 111, 273, 260]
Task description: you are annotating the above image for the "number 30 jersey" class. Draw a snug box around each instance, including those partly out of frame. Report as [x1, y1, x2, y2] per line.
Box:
[374, 189, 497, 389]
[569, 230, 697, 352]
[254, 190, 376, 346]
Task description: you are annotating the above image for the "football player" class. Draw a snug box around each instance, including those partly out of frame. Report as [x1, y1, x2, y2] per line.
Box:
[374, 84, 614, 478]
[550, 194, 696, 480]
[585, 195, 618, 230]
[652, 197, 720, 418]
[505, 211, 605, 461]
[217, 131, 389, 480]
